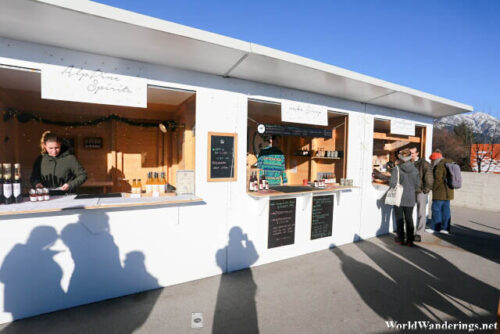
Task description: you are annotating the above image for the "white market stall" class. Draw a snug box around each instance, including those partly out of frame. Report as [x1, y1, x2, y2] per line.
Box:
[0, 0, 472, 323]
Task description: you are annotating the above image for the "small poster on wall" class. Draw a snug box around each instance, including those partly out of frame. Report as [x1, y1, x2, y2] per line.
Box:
[176, 170, 195, 195]
[207, 132, 237, 182]
[390, 119, 415, 136]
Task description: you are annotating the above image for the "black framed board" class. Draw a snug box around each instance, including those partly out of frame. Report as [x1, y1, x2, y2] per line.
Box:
[268, 198, 296, 248]
[207, 132, 237, 182]
[311, 195, 334, 240]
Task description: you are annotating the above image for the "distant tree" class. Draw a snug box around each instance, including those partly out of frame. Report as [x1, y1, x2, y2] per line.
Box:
[470, 123, 499, 173]
[432, 127, 470, 170]
[452, 121, 500, 172]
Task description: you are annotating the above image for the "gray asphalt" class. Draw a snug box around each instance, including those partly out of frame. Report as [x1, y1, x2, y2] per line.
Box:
[1, 206, 499, 334]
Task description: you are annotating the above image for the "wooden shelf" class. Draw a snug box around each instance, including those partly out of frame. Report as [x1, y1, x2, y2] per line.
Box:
[373, 132, 421, 143]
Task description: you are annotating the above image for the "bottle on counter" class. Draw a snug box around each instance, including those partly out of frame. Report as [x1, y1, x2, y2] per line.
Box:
[249, 172, 255, 192]
[152, 172, 160, 197]
[136, 179, 142, 195]
[160, 172, 167, 193]
[132, 179, 137, 194]
[261, 174, 268, 190]
[253, 172, 259, 192]
[2, 163, 13, 205]
[13, 163, 23, 203]
[145, 172, 153, 194]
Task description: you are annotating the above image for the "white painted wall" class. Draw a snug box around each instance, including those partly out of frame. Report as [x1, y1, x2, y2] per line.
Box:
[0, 37, 434, 323]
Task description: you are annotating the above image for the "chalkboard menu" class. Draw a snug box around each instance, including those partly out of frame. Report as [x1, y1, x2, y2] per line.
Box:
[207, 132, 237, 182]
[311, 195, 334, 240]
[268, 198, 296, 248]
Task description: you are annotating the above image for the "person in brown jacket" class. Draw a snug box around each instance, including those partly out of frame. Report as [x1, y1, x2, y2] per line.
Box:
[427, 150, 454, 234]
[410, 146, 433, 242]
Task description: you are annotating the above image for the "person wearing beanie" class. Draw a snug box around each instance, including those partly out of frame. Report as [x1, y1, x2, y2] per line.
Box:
[426, 149, 454, 234]
[389, 148, 420, 246]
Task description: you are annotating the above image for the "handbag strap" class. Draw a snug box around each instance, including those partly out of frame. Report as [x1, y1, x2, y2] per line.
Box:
[396, 166, 400, 185]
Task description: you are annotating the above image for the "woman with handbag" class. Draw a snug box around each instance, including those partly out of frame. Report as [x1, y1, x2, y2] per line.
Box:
[387, 148, 420, 246]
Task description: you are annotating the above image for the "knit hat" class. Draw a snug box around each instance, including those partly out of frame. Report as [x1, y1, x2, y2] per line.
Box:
[398, 148, 412, 162]
[429, 151, 443, 160]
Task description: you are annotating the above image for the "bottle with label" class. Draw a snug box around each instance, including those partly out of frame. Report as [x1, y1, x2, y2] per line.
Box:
[13, 163, 22, 203]
[152, 172, 160, 197]
[145, 172, 153, 194]
[249, 172, 254, 191]
[2, 163, 13, 204]
[137, 179, 143, 194]
[253, 172, 259, 192]
[261, 174, 267, 190]
[160, 172, 167, 193]
[132, 179, 137, 194]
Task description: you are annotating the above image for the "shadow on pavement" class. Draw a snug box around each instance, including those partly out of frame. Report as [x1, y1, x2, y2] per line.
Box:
[433, 224, 500, 264]
[213, 227, 259, 334]
[331, 235, 499, 326]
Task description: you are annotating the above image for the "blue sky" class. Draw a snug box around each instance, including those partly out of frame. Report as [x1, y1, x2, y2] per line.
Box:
[95, 0, 500, 119]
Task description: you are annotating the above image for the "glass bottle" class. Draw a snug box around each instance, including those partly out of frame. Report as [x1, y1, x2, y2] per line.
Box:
[2, 163, 13, 204]
[14, 163, 23, 203]
[137, 179, 143, 194]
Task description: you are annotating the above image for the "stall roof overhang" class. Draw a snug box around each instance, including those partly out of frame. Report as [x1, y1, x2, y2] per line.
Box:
[0, 0, 473, 118]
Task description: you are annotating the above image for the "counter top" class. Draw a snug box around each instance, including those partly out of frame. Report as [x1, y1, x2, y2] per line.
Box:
[0, 193, 203, 216]
[247, 185, 357, 198]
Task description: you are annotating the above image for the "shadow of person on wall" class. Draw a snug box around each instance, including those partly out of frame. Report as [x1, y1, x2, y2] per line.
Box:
[61, 211, 124, 307]
[0, 226, 65, 321]
[213, 227, 259, 334]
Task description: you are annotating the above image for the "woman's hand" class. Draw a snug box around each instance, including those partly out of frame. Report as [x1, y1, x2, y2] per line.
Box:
[60, 183, 70, 191]
[36, 183, 44, 188]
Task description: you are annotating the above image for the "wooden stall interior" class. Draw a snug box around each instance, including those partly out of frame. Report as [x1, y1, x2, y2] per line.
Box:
[247, 99, 348, 188]
[0, 67, 195, 194]
[372, 119, 426, 184]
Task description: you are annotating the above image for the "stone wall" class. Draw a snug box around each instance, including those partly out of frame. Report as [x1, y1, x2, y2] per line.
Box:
[452, 172, 500, 212]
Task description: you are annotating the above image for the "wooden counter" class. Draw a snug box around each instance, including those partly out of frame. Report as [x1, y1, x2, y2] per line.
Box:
[0, 193, 204, 216]
[247, 185, 357, 198]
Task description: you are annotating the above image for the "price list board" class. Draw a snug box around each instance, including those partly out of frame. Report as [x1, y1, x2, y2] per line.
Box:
[268, 198, 296, 248]
[207, 132, 237, 182]
[311, 195, 334, 240]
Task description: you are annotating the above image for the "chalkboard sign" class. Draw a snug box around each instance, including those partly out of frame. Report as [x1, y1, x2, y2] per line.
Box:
[207, 132, 237, 182]
[311, 195, 334, 240]
[268, 198, 296, 248]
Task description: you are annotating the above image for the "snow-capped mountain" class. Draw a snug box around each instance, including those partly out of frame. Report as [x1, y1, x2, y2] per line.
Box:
[434, 112, 500, 140]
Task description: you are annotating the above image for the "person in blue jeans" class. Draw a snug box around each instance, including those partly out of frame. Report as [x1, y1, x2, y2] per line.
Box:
[427, 150, 454, 234]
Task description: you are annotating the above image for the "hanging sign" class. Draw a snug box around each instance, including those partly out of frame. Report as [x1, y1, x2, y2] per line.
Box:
[41, 64, 147, 108]
[390, 119, 415, 136]
[281, 100, 328, 126]
[268, 198, 296, 248]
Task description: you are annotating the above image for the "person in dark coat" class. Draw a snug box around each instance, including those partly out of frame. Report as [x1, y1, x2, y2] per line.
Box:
[30, 131, 87, 192]
[427, 150, 454, 234]
[389, 148, 420, 246]
[410, 146, 434, 242]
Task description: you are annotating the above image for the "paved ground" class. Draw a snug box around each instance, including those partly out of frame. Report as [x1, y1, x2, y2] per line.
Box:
[1, 206, 499, 334]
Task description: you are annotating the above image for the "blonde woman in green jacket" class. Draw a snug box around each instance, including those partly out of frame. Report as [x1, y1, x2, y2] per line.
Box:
[30, 131, 87, 193]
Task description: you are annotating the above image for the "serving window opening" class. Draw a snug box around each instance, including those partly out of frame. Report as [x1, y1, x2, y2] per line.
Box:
[372, 119, 426, 185]
[246, 99, 348, 193]
[0, 66, 196, 197]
